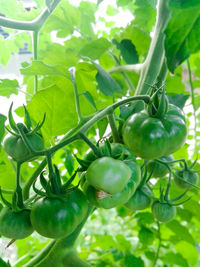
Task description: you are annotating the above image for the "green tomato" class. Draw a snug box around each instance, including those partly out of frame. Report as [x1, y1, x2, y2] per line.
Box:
[152, 201, 176, 223]
[85, 157, 132, 194]
[122, 104, 187, 159]
[174, 169, 199, 189]
[82, 160, 141, 209]
[30, 189, 88, 239]
[147, 155, 174, 178]
[0, 208, 34, 239]
[4, 133, 44, 162]
[125, 185, 153, 211]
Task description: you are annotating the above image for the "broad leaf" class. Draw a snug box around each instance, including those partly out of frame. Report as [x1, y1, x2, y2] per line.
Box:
[0, 79, 19, 97]
[114, 39, 139, 64]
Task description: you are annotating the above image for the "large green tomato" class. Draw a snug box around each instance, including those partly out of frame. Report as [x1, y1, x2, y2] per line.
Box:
[125, 185, 152, 211]
[85, 157, 132, 194]
[174, 169, 199, 189]
[0, 208, 34, 239]
[30, 189, 88, 239]
[152, 201, 176, 223]
[82, 159, 141, 209]
[147, 155, 174, 178]
[122, 104, 187, 159]
[4, 133, 44, 162]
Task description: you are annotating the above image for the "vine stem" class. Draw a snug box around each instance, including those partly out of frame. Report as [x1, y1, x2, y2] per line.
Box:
[153, 221, 161, 267]
[135, 0, 171, 95]
[107, 112, 120, 143]
[187, 59, 198, 155]
[109, 64, 143, 75]
[0, 0, 61, 31]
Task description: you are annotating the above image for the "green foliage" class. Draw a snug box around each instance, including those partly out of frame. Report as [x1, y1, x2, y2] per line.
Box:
[0, 0, 200, 266]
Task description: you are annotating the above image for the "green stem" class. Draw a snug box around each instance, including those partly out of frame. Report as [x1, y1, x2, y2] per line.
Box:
[0, 0, 61, 31]
[156, 58, 168, 88]
[109, 64, 143, 74]
[33, 30, 39, 93]
[14, 163, 24, 208]
[79, 133, 101, 157]
[1, 189, 14, 194]
[153, 222, 161, 267]
[187, 59, 198, 155]
[70, 70, 84, 122]
[108, 112, 120, 143]
[135, 0, 171, 95]
[46, 152, 60, 194]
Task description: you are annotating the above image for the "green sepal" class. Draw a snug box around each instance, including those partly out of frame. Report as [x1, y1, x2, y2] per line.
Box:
[33, 180, 46, 197]
[0, 188, 12, 208]
[62, 170, 78, 191]
[104, 140, 112, 157]
[154, 89, 167, 118]
[28, 113, 46, 135]
[5, 126, 19, 137]
[74, 154, 90, 170]
[53, 165, 62, 191]
[8, 103, 18, 133]
[23, 105, 32, 130]
[39, 171, 48, 190]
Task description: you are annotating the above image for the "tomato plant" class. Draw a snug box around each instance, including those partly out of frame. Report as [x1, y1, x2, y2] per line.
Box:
[0, 0, 200, 266]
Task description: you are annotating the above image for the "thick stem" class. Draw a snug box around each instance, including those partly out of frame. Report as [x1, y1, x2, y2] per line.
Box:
[33, 31, 39, 93]
[135, 0, 171, 95]
[14, 163, 24, 208]
[107, 112, 120, 143]
[109, 64, 143, 75]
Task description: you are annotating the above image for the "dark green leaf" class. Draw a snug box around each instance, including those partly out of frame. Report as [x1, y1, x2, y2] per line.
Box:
[138, 227, 154, 246]
[162, 252, 189, 267]
[64, 151, 74, 176]
[94, 63, 122, 96]
[167, 94, 189, 109]
[114, 39, 139, 64]
[81, 91, 97, 111]
[165, 5, 200, 72]
[124, 254, 145, 267]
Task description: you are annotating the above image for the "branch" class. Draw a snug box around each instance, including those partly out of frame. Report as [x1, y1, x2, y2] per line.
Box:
[0, 0, 61, 31]
[135, 0, 171, 95]
[108, 64, 143, 74]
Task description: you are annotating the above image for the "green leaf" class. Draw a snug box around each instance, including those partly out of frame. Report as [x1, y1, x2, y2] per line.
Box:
[166, 220, 195, 245]
[138, 227, 154, 246]
[94, 63, 122, 96]
[81, 91, 97, 111]
[162, 252, 189, 267]
[175, 241, 198, 266]
[165, 5, 200, 72]
[64, 150, 74, 176]
[0, 114, 6, 146]
[167, 94, 189, 109]
[27, 83, 77, 140]
[78, 38, 111, 60]
[0, 79, 19, 97]
[20, 61, 70, 77]
[124, 254, 145, 267]
[114, 39, 139, 64]
[135, 212, 154, 225]
[97, 118, 108, 138]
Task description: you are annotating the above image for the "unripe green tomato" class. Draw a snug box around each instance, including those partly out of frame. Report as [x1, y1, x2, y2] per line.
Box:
[0, 208, 34, 239]
[147, 155, 174, 178]
[152, 201, 176, 223]
[174, 169, 199, 189]
[4, 133, 44, 162]
[85, 157, 132, 194]
[30, 189, 88, 239]
[82, 159, 141, 209]
[122, 104, 187, 159]
[125, 185, 152, 211]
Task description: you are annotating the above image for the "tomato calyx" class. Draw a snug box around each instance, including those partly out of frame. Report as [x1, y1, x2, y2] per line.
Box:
[33, 165, 80, 200]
